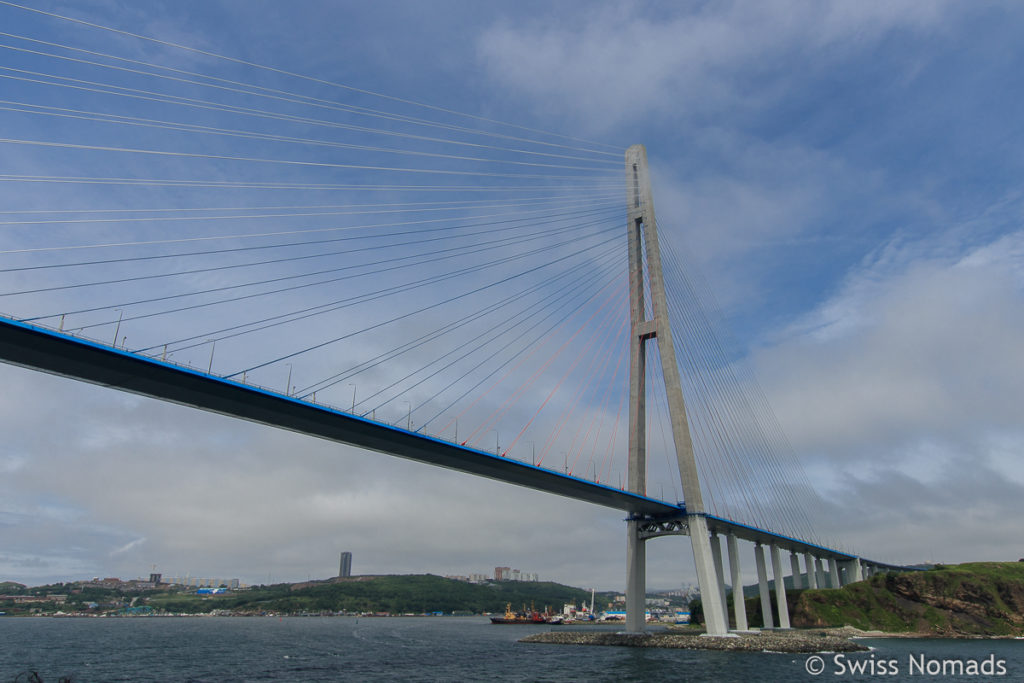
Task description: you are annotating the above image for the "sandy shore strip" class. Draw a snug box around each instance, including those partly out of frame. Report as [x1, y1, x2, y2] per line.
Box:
[520, 627, 869, 652]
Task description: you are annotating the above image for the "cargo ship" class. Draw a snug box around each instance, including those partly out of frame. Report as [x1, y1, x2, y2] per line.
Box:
[489, 602, 548, 624]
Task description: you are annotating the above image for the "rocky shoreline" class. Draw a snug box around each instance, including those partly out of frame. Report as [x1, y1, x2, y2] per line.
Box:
[520, 626, 870, 653]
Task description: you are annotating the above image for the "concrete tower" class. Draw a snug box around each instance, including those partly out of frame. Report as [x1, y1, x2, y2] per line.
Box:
[624, 144, 727, 636]
[339, 551, 352, 578]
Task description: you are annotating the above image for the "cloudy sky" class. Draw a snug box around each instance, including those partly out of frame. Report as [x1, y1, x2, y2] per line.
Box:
[1, 0, 1023, 591]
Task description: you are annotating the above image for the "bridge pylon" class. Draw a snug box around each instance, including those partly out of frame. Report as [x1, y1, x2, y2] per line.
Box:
[623, 144, 729, 636]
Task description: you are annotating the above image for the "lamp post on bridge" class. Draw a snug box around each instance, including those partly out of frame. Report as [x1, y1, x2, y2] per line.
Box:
[112, 309, 123, 348]
[207, 340, 216, 374]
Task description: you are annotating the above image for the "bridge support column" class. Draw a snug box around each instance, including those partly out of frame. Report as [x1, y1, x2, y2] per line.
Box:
[770, 545, 791, 629]
[690, 516, 729, 635]
[726, 534, 748, 631]
[709, 533, 729, 627]
[828, 558, 841, 588]
[625, 519, 646, 633]
[815, 557, 827, 588]
[789, 553, 803, 590]
[804, 553, 818, 589]
[851, 559, 864, 583]
[838, 560, 849, 585]
[754, 543, 773, 629]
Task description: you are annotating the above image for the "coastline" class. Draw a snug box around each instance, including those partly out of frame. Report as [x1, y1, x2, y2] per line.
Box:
[521, 625, 1024, 652]
[521, 627, 870, 653]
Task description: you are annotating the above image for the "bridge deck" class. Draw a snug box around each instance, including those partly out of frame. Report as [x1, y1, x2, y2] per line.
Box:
[0, 317, 679, 516]
[0, 316, 908, 570]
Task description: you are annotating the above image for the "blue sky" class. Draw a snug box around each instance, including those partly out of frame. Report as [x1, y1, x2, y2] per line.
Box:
[1, 0, 1023, 591]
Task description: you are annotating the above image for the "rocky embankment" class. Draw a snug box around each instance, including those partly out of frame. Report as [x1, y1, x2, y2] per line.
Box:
[521, 627, 868, 653]
[791, 562, 1024, 636]
[524, 563, 1024, 649]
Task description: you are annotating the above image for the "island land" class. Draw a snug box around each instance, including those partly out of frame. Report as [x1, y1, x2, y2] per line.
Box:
[0, 574, 628, 618]
[4, 561, 1022, 654]
[524, 561, 1024, 652]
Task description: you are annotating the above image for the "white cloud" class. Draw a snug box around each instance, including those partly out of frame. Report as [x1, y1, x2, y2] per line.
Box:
[110, 537, 146, 555]
[477, 1, 954, 134]
[745, 222, 1024, 561]
[758, 229, 1024, 454]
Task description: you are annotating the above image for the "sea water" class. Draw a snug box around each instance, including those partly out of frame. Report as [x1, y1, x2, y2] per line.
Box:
[1, 616, 1022, 682]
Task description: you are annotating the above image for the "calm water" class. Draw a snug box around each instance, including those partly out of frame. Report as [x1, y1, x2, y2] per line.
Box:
[1, 617, 1022, 682]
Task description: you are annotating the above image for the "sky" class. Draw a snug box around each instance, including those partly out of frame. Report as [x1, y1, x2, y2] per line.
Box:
[1, 0, 1023, 591]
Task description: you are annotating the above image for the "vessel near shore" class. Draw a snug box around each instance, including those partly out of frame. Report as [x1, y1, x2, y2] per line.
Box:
[489, 603, 549, 624]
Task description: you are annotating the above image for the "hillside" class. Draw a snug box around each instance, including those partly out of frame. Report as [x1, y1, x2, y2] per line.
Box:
[791, 562, 1024, 636]
[146, 574, 613, 615]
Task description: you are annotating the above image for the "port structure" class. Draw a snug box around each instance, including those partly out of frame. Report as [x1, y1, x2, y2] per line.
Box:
[624, 145, 728, 635]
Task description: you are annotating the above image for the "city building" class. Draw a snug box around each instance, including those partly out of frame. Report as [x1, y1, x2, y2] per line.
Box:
[163, 576, 240, 589]
[339, 551, 352, 578]
[493, 566, 538, 582]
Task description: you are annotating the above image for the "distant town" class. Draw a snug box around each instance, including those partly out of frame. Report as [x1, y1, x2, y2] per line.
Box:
[445, 566, 541, 583]
[0, 552, 697, 620]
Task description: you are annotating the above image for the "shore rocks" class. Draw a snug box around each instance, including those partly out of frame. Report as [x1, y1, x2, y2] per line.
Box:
[520, 627, 869, 652]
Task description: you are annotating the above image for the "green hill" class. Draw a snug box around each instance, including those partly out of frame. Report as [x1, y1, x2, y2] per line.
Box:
[147, 574, 611, 615]
[791, 562, 1024, 635]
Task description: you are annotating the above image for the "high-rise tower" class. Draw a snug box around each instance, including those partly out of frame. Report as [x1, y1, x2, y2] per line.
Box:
[339, 551, 352, 578]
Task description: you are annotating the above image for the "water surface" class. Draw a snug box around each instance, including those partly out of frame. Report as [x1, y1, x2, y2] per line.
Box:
[1, 617, 1021, 682]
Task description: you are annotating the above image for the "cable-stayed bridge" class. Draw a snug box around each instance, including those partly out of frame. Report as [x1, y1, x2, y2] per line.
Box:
[0, 2, 909, 635]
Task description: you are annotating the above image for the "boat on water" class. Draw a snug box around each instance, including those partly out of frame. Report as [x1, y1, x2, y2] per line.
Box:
[489, 602, 548, 624]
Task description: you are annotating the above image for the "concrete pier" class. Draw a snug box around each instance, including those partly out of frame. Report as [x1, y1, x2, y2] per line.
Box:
[754, 543, 773, 629]
[690, 516, 729, 635]
[829, 558, 841, 589]
[790, 553, 803, 590]
[710, 534, 729, 626]
[804, 553, 817, 589]
[726, 534, 748, 631]
[625, 519, 646, 633]
[770, 545, 791, 629]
